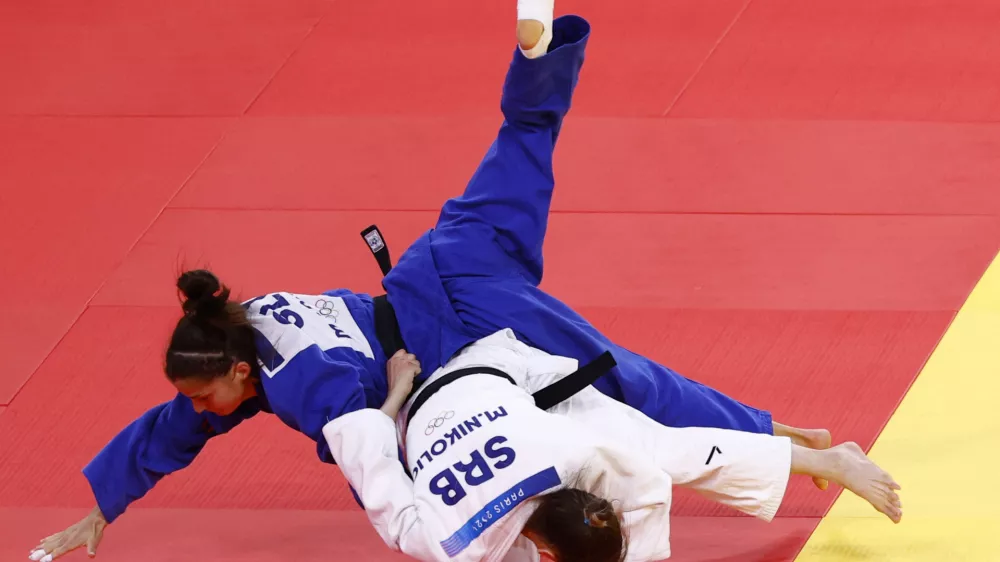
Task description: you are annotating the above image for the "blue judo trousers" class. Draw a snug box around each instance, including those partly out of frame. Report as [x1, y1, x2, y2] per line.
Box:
[381, 15, 773, 436]
[81, 15, 771, 525]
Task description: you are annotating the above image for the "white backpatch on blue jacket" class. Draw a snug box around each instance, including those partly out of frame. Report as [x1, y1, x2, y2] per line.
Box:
[244, 292, 375, 377]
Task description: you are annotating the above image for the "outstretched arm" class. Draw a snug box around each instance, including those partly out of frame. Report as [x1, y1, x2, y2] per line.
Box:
[30, 394, 259, 561]
[84, 394, 260, 522]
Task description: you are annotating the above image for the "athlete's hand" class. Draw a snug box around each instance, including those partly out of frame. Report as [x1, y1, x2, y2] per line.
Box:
[30, 506, 106, 561]
[382, 349, 421, 418]
[387, 349, 420, 398]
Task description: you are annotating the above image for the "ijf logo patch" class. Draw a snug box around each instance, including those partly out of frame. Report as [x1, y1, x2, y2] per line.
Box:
[364, 229, 385, 253]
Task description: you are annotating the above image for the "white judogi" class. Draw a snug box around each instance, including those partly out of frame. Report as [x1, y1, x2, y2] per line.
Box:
[322, 330, 792, 562]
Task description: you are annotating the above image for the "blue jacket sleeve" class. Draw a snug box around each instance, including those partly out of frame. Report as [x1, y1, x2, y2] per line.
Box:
[245, 292, 387, 464]
[262, 345, 373, 464]
[82, 393, 260, 523]
[263, 341, 405, 510]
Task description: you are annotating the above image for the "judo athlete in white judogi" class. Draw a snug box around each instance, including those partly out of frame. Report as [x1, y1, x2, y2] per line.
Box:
[323, 330, 903, 562]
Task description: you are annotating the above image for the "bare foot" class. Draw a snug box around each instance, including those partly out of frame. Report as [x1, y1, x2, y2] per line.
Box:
[774, 423, 832, 490]
[827, 442, 903, 523]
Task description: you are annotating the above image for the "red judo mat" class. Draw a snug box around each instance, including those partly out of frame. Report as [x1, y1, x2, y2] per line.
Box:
[3, 0, 1000, 561]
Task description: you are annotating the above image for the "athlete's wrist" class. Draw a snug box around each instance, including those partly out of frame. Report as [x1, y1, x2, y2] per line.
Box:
[379, 395, 406, 418]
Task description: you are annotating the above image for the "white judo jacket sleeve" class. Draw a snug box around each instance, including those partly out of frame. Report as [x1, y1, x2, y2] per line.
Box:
[322, 409, 446, 561]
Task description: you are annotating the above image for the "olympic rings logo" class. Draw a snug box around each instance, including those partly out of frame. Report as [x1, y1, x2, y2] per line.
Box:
[425, 411, 455, 435]
[314, 298, 340, 319]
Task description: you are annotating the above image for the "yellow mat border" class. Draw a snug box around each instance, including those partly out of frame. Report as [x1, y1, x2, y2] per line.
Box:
[795, 250, 1000, 561]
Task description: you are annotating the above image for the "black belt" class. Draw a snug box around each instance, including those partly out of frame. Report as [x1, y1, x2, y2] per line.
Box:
[366, 223, 407, 360]
[373, 294, 406, 360]
[405, 351, 618, 428]
[362, 223, 619, 423]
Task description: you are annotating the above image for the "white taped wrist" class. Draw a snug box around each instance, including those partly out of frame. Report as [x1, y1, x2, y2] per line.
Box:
[517, 0, 553, 25]
[517, 0, 555, 58]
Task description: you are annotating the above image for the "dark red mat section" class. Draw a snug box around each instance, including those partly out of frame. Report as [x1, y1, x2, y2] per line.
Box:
[0, 508, 408, 562]
[91, 210, 1000, 312]
[170, 117, 1000, 215]
[247, 0, 749, 117]
[0, 0, 330, 116]
[0, 508, 815, 562]
[0, 117, 229, 404]
[670, 0, 1000, 121]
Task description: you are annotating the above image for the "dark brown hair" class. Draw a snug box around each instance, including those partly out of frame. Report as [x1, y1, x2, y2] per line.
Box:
[523, 487, 628, 562]
[164, 269, 258, 382]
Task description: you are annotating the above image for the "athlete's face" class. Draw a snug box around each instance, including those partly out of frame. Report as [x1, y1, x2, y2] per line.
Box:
[173, 361, 255, 416]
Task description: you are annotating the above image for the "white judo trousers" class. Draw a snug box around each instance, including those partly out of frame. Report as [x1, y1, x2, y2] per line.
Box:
[323, 330, 793, 562]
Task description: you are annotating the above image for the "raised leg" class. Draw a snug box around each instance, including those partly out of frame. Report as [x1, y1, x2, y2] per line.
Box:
[434, 13, 589, 286]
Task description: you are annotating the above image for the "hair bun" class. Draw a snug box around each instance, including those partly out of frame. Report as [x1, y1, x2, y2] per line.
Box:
[585, 511, 610, 529]
[177, 269, 230, 319]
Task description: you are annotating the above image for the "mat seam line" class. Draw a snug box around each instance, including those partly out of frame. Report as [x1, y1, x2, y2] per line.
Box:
[791, 248, 1000, 561]
[840, 250, 1000, 480]
[239, 12, 328, 116]
[8, 114, 1000, 124]
[2, 506, 831, 518]
[82, 304, 966, 314]
[860, 251, 1000, 445]
[0, 4, 333, 405]
[0, 125, 233, 408]
[791, 255, 997, 558]
[660, 0, 756, 117]
[162, 206, 998, 218]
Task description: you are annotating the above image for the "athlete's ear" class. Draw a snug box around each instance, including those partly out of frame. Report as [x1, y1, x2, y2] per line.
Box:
[233, 361, 252, 381]
[523, 529, 557, 561]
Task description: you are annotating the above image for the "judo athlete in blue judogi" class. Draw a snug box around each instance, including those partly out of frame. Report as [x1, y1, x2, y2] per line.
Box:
[29, 6, 833, 561]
